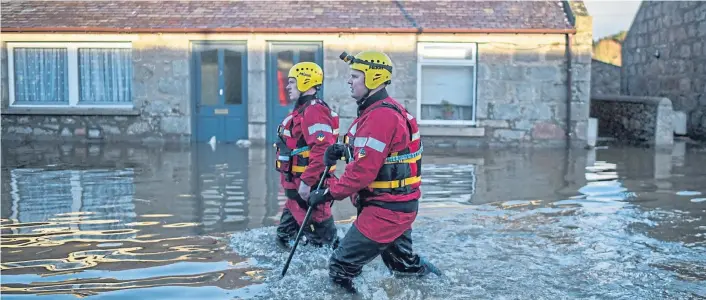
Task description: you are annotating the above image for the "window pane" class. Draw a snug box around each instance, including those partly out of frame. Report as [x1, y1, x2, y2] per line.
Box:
[12, 48, 69, 104]
[78, 48, 133, 104]
[224, 49, 243, 105]
[420, 65, 475, 121]
[420, 43, 474, 60]
[275, 50, 294, 107]
[200, 49, 219, 106]
[299, 50, 316, 63]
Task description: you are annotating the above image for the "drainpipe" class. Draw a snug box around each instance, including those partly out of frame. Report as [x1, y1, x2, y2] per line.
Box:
[394, 0, 423, 125]
[561, 0, 576, 147]
[558, 33, 574, 197]
[566, 33, 573, 146]
[394, 0, 423, 59]
[394, 0, 421, 34]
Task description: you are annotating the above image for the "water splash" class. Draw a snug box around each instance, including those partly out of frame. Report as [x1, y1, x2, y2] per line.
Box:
[227, 202, 705, 299]
[677, 191, 703, 196]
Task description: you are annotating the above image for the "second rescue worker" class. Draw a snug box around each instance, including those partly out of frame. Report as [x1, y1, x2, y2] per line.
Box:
[308, 51, 442, 293]
[274, 61, 340, 249]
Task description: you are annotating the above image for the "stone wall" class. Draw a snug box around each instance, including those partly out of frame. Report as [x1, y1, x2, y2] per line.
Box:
[621, 1, 706, 139]
[418, 33, 570, 148]
[1, 21, 592, 147]
[590, 95, 674, 147]
[591, 59, 621, 96]
[1, 35, 192, 143]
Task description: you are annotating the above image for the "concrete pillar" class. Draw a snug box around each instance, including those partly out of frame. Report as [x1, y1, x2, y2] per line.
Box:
[587, 117, 598, 148]
[655, 97, 675, 147]
[673, 111, 687, 135]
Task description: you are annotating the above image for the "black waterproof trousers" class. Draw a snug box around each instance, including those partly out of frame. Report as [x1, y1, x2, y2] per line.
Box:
[328, 223, 438, 286]
[276, 208, 338, 247]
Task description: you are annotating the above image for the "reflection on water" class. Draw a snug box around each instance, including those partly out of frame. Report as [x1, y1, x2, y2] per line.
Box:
[417, 164, 476, 203]
[0, 142, 274, 299]
[1, 141, 705, 299]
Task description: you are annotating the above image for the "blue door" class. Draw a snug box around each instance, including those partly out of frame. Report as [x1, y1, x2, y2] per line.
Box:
[192, 41, 248, 143]
[265, 42, 324, 144]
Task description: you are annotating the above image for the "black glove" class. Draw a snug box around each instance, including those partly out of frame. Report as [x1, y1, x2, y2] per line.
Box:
[308, 188, 332, 207]
[324, 144, 351, 166]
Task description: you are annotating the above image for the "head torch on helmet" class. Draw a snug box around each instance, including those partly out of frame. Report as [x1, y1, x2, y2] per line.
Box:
[339, 51, 393, 90]
[339, 51, 355, 64]
[339, 51, 392, 73]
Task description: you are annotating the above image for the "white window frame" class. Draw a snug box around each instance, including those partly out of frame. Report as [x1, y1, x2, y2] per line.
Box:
[416, 42, 478, 126]
[7, 42, 134, 109]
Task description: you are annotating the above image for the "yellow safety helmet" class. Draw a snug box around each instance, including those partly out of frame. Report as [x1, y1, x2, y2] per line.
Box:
[287, 61, 323, 93]
[339, 51, 393, 90]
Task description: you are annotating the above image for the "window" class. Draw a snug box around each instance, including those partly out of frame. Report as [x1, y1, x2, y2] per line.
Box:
[416, 42, 478, 125]
[7, 42, 133, 108]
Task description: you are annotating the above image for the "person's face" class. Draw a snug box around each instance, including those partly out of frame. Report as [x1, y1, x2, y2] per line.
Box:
[286, 78, 301, 102]
[347, 69, 368, 101]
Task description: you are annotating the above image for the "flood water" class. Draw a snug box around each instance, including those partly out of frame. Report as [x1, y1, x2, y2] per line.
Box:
[1, 140, 705, 299]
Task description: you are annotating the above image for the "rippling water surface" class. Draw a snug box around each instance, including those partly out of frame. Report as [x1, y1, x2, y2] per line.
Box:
[1, 141, 705, 299]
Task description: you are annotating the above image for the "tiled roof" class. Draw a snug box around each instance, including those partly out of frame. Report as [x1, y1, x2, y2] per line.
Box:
[1, 0, 575, 33]
[401, 1, 573, 31]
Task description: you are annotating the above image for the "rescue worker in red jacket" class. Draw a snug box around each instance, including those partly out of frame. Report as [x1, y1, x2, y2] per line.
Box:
[307, 51, 442, 293]
[274, 61, 340, 249]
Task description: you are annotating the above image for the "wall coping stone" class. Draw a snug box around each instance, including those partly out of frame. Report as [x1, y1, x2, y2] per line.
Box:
[590, 94, 674, 147]
[592, 95, 672, 107]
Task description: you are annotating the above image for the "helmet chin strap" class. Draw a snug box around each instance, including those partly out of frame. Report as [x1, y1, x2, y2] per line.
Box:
[296, 87, 318, 104]
[295, 91, 309, 105]
[356, 88, 372, 106]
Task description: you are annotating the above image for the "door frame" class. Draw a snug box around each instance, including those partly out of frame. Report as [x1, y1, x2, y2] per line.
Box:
[189, 40, 249, 143]
[264, 41, 324, 144]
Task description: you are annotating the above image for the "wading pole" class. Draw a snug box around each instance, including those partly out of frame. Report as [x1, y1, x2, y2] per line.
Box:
[280, 164, 333, 277]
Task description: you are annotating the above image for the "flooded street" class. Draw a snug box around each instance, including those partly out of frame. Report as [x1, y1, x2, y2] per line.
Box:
[1, 141, 705, 299]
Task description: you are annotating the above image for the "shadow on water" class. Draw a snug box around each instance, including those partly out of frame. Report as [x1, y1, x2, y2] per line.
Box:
[1, 140, 705, 299]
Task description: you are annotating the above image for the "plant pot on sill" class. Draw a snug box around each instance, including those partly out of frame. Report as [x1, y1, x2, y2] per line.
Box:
[440, 100, 455, 120]
[442, 111, 454, 119]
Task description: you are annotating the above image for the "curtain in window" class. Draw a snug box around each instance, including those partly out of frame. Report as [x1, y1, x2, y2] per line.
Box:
[420, 65, 475, 121]
[12, 48, 69, 104]
[78, 48, 133, 104]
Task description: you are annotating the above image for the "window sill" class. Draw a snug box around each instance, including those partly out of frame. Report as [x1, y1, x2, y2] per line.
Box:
[2, 107, 140, 116]
[418, 119, 476, 126]
[419, 125, 485, 137]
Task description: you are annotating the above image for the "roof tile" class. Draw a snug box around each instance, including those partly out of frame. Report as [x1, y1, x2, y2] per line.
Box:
[403, 0, 573, 30]
[1, 0, 574, 32]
